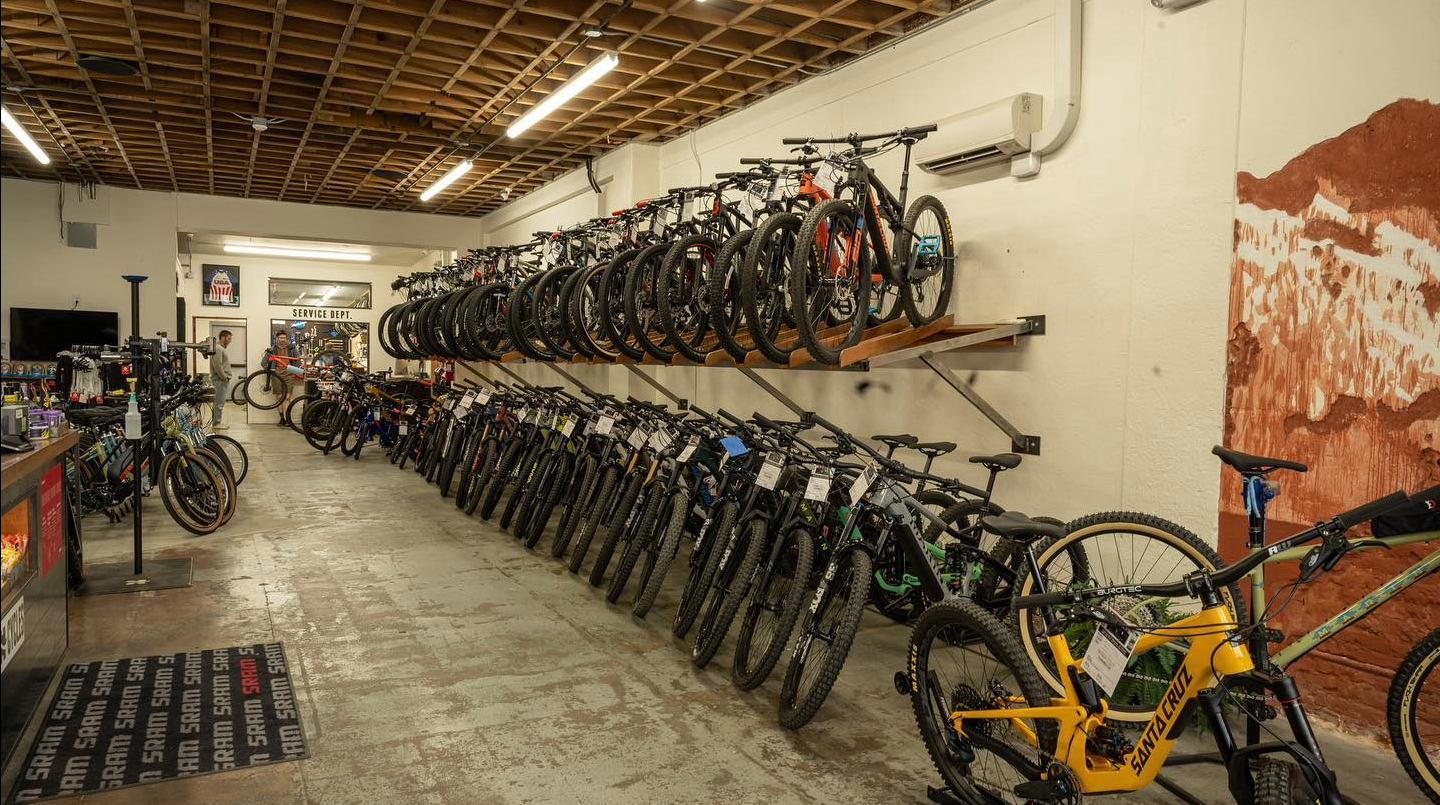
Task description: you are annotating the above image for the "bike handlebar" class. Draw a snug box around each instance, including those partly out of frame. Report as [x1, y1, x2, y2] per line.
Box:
[1012, 489, 1413, 611]
[781, 124, 937, 146]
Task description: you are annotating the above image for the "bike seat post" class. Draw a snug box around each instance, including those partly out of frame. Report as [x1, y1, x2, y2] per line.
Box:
[984, 468, 999, 499]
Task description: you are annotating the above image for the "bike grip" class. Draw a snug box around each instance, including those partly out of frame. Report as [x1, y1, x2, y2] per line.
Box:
[751, 412, 781, 431]
[1335, 490, 1410, 529]
[1408, 484, 1440, 506]
[903, 123, 940, 136]
[1011, 591, 1072, 610]
[716, 409, 745, 427]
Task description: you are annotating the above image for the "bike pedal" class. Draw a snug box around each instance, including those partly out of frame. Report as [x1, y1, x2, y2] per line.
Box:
[1013, 778, 1075, 801]
[893, 671, 910, 696]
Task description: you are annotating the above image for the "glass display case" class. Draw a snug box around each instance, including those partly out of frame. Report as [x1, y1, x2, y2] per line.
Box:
[0, 497, 32, 606]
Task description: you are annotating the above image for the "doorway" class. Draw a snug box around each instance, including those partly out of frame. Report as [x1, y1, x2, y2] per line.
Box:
[194, 317, 247, 377]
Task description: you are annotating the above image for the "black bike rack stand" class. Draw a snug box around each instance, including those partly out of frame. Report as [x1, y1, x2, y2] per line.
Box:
[623, 364, 688, 409]
[77, 275, 193, 596]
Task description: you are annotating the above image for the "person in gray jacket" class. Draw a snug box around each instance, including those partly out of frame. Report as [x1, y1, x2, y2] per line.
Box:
[210, 330, 233, 429]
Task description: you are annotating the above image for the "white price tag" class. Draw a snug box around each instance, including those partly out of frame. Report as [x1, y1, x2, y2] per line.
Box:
[458, 390, 475, 409]
[1082, 622, 1138, 696]
[804, 466, 833, 501]
[677, 437, 700, 462]
[399, 423, 408, 435]
[515, 406, 528, 422]
[648, 428, 673, 452]
[768, 171, 784, 203]
[453, 406, 469, 422]
[477, 389, 492, 404]
[596, 415, 615, 435]
[405, 405, 416, 416]
[442, 397, 455, 411]
[583, 417, 597, 436]
[561, 418, 576, 437]
[649, 209, 665, 236]
[756, 453, 785, 490]
[814, 157, 844, 196]
[627, 426, 649, 449]
[848, 466, 877, 505]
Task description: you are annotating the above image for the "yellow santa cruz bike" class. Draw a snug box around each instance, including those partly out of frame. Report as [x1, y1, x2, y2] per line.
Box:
[907, 489, 1412, 805]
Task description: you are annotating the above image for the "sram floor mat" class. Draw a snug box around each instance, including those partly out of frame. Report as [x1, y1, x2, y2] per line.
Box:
[9, 643, 307, 803]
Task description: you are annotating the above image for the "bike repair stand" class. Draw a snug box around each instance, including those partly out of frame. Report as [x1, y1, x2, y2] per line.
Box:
[77, 275, 194, 595]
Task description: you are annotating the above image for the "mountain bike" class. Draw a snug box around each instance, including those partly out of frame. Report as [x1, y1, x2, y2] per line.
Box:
[782, 124, 954, 364]
[908, 489, 1413, 805]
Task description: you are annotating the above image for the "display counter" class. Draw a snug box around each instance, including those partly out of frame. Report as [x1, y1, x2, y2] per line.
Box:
[1, 430, 76, 767]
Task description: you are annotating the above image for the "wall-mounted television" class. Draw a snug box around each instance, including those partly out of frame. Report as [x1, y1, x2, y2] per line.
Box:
[9, 307, 120, 360]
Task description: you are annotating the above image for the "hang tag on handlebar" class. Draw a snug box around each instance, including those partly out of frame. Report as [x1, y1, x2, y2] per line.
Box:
[648, 428, 673, 452]
[677, 436, 700, 462]
[458, 390, 475, 408]
[627, 426, 649, 450]
[514, 406, 528, 422]
[814, 156, 844, 196]
[477, 389, 492, 405]
[596, 415, 615, 435]
[583, 417, 598, 436]
[405, 405, 416, 416]
[441, 397, 455, 411]
[561, 417, 576, 438]
[1081, 621, 1137, 696]
[848, 466, 877, 505]
[756, 453, 785, 490]
[805, 466, 833, 501]
[398, 423, 408, 435]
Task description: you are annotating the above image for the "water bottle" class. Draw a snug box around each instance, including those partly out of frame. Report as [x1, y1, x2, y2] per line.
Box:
[124, 383, 142, 440]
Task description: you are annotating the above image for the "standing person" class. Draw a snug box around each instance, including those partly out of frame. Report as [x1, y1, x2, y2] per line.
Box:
[209, 330, 234, 430]
[264, 330, 304, 426]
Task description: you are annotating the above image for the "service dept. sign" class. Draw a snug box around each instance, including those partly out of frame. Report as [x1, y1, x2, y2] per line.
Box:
[290, 307, 352, 320]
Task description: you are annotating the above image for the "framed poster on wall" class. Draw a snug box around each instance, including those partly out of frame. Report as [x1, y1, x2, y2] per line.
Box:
[202, 264, 240, 306]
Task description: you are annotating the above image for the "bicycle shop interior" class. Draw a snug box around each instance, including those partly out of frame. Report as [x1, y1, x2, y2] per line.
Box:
[0, 1, 1435, 804]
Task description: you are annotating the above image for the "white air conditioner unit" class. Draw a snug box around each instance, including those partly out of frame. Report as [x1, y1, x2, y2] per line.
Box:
[915, 93, 1042, 175]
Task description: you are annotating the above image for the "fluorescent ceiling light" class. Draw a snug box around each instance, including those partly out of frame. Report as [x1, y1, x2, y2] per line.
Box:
[320, 285, 339, 302]
[1, 106, 51, 164]
[506, 51, 619, 139]
[224, 244, 371, 262]
[293, 293, 306, 303]
[419, 159, 473, 202]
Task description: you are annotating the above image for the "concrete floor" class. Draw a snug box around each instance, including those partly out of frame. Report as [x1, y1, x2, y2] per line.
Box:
[1, 422, 1422, 805]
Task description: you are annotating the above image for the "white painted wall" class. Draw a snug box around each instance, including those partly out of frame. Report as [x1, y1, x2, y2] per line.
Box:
[2, 179, 179, 346]
[474, 0, 1251, 537]
[2, 176, 482, 361]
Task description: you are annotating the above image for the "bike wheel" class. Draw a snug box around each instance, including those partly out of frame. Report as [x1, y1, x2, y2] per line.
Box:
[606, 485, 666, 604]
[1011, 511, 1246, 725]
[1389, 626, 1440, 804]
[908, 599, 1058, 804]
[510, 449, 555, 536]
[624, 243, 677, 361]
[158, 452, 222, 535]
[674, 500, 739, 639]
[708, 229, 756, 361]
[479, 434, 527, 520]
[241, 369, 289, 409]
[692, 518, 767, 669]
[463, 439, 501, 516]
[898, 194, 956, 327]
[789, 198, 872, 366]
[302, 400, 342, 451]
[778, 547, 871, 729]
[588, 471, 646, 586]
[733, 526, 815, 690]
[499, 442, 545, 530]
[550, 453, 598, 556]
[524, 451, 574, 548]
[285, 394, 317, 434]
[204, 434, 248, 486]
[656, 234, 716, 362]
[632, 489, 690, 618]
[597, 250, 645, 360]
[741, 212, 801, 364]
[568, 466, 621, 574]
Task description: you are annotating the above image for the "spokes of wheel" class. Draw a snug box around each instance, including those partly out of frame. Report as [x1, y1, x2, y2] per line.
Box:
[908, 600, 1057, 804]
[899, 195, 956, 327]
[658, 235, 717, 362]
[789, 199, 871, 365]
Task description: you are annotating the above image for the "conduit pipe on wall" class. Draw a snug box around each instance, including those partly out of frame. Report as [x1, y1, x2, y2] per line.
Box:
[1013, 0, 1081, 177]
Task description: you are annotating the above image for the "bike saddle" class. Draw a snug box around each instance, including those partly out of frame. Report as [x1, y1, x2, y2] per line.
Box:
[872, 433, 918, 449]
[980, 511, 1065, 542]
[1211, 445, 1307, 474]
[914, 441, 956, 458]
[969, 453, 1022, 471]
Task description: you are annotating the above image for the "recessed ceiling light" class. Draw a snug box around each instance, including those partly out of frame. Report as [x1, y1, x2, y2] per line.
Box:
[76, 54, 141, 76]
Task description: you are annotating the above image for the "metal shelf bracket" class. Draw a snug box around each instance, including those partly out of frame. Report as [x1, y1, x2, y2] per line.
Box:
[624, 364, 688, 409]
